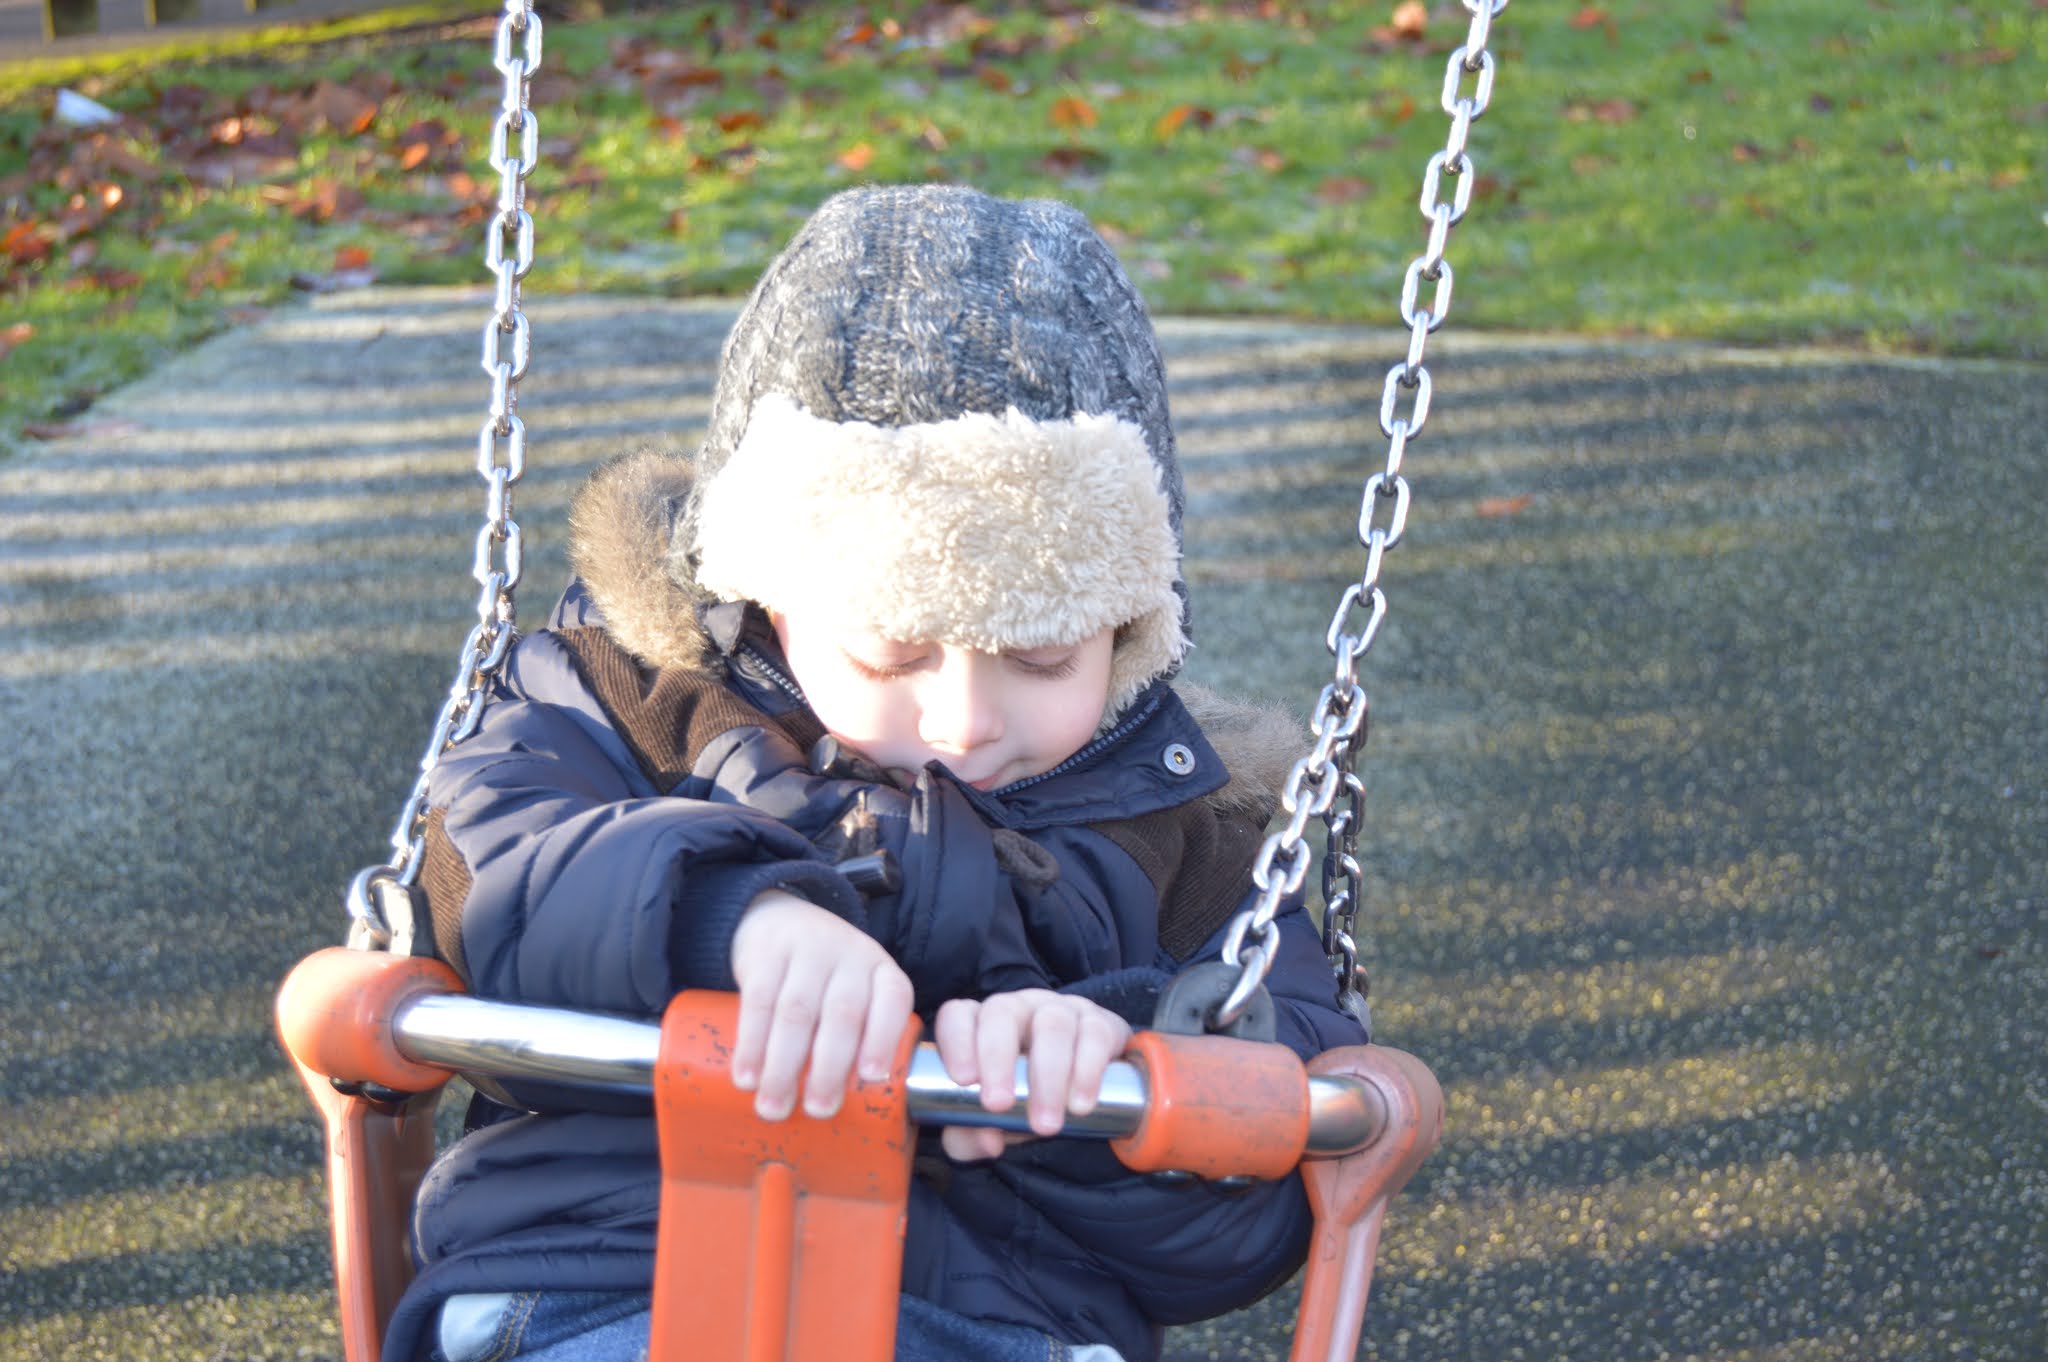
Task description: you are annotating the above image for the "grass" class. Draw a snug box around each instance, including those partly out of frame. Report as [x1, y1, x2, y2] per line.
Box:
[0, 0, 2042, 448]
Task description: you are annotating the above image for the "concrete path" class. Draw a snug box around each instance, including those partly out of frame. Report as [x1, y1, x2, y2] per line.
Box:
[1, 289, 2042, 1362]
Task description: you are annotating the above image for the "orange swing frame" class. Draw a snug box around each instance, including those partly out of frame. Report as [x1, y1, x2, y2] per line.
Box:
[278, 946, 1441, 1362]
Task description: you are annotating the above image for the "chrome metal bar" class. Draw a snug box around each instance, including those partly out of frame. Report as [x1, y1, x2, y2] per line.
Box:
[391, 994, 1383, 1155]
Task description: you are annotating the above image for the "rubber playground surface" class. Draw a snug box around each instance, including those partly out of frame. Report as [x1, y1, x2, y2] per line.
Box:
[1, 290, 2042, 1361]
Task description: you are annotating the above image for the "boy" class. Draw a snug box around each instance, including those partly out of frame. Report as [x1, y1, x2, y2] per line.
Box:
[388, 185, 1367, 1362]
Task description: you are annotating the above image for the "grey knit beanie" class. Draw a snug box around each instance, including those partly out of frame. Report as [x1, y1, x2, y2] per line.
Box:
[679, 184, 1189, 719]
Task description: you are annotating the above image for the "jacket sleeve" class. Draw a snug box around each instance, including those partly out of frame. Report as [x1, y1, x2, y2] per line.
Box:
[423, 631, 864, 1020]
[971, 897, 1368, 1324]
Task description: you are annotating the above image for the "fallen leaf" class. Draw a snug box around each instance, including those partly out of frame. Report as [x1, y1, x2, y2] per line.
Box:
[976, 66, 1014, 94]
[1475, 494, 1533, 518]
[1039, 144, 1109, 179]
[1593, 99, 1640, 123]
[306, 78, 379, 137]
[0, 321, 31, 361]
[334, 244, 372, 270]
[715, 110, 764, 134]
[1731, 140, 1766, 162]
[1989, 167, 2025, 189]
[836, 141, 875, 172]
[1, 221, 51, 264]
[1314, 175, 1374, 204]
[1154, 104, 1214, 139]
[1686, 67, 1714, 83]
[1050, 96, 1098, 130]
[1570, 7, 1609, 27]
[1390, 1, 1428, 39]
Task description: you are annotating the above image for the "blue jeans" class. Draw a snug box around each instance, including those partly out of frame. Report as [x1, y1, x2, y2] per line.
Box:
[433, 1290, 1127, 1362]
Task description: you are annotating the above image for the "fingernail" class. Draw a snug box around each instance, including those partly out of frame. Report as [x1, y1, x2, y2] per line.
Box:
[805, 1096, 840, 1119]
[859, 1063, 887, 1083]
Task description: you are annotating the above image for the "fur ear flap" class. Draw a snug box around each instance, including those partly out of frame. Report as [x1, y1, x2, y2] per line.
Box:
[1177, 683, 1307, 823]
[568, 450, 718, 672]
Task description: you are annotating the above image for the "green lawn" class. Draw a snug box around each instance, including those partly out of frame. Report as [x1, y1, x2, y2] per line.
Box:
[1, 0, 2042, 447]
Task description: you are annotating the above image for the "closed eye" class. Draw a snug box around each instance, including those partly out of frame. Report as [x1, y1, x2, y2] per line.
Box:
[1009, 652, 1079, 680]
[842, 650, 928, 681]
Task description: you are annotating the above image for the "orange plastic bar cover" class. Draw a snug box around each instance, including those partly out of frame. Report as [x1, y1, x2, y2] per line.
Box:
[276, 947, 463, 1362]
[1108, 1031, 1311, 1181]
[277, 944, 465, 1093]
[1288, 1045, 1443, 1362]
[649, 990, 921, 1362]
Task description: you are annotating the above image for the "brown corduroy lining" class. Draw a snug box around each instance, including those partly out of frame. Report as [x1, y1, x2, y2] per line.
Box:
[420, 806, 472, 982]
[1092, 799, 1271, 962]
[556, 626, 826, 790]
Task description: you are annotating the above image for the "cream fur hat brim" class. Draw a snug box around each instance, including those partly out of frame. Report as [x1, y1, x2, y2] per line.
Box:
[692, 395, 1188, 721]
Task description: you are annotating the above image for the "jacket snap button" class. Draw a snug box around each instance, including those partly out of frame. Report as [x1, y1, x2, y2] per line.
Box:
[1162, 743, 1196, 776]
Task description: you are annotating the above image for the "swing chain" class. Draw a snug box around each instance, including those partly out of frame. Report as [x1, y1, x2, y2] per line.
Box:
[1213, 0, 1507, 1031]
[347, 0, 544, 952]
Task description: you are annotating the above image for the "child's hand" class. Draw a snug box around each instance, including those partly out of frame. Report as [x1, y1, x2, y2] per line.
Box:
[933, 989, 1132, 1162]
[729, 888, 915, 1122]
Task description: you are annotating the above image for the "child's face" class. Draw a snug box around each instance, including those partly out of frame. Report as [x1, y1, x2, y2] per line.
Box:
[770, 608, 1117, 792]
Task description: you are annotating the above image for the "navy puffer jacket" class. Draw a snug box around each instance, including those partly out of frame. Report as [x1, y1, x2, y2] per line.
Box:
[382, 452, 1368, 1362]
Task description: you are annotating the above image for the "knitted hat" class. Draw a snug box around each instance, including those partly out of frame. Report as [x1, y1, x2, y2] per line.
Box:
[677, 184, 1189, 721]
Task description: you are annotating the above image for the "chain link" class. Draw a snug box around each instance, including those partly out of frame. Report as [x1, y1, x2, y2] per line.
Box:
[347, 0, 542, 950]
[1214, 0, 1507, 1029]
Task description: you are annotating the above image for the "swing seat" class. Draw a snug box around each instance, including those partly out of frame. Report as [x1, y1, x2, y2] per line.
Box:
[277, 947, 1441, 1362]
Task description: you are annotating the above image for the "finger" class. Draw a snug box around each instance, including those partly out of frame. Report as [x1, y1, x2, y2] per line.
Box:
[940, 1124, 1010, 1162]
[975, 994, 1026, 1114]
[856, 962, 916, 1084]
[800, 961, 873, 1119]
[1067, 1009, 1131, 1116]
[1023, 1003, 1077, 1136]
[752, 956, 828, 1121]
[729, 947, 791, 1093]
[933, 999, 982, 1087]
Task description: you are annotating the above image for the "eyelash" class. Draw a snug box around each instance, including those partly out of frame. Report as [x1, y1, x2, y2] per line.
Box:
[843, 654, 1079, 681]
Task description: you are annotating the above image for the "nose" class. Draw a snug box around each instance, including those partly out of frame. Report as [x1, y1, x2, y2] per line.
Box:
[917, 650, 1004, 754]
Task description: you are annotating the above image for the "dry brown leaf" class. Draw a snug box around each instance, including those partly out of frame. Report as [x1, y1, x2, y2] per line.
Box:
[715, 110, 764, 134]
[1314, 175, 1374, 204]
[1050, 96, 1099, 130]
[1154, 104, 1214, 139]
[1390, 1, 1428, 39]
[1570, 6, 1609, 27]
[306, 79, 379, 137]
[334, 245, 372, 270]
[1040, 145, 1108, 178]
[1475, 494, 1533, 518]
[1, 221, 51, 264]
[836, 141, 875, 172]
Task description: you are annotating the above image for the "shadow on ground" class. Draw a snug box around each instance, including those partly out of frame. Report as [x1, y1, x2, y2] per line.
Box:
[1, 290, 2042, 1361]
